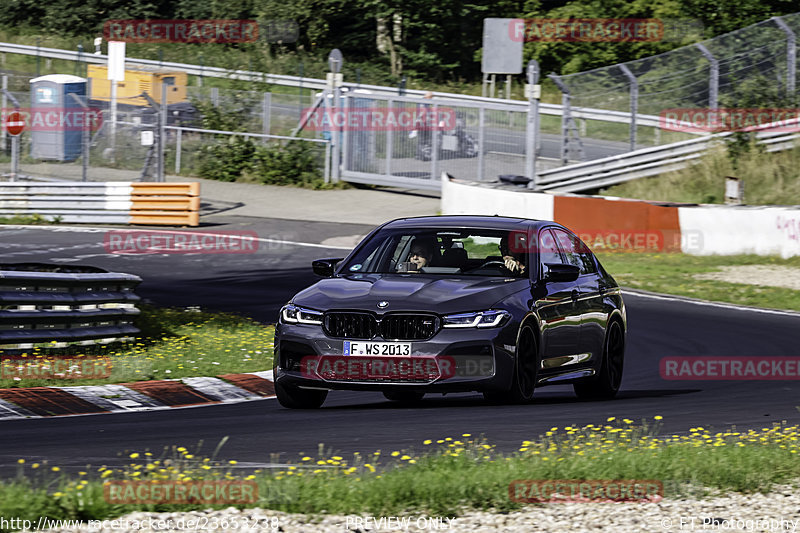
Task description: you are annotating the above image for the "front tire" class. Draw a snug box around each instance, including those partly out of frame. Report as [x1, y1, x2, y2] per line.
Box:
[574, 320, 625, 400]
[275, 379, 327, 409]
[484, 325, 538, 404]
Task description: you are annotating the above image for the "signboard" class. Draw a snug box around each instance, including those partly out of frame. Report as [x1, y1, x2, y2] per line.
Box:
[107, 41, 126, 81]
[482, 18, 523, 74]
[5, 111, 24, 136]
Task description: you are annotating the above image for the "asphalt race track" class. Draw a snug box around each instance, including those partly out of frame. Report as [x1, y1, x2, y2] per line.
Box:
[1, 219, 799, 477]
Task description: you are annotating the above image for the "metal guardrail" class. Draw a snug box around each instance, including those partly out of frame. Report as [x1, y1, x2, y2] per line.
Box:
[0, 264, 141, 349]
[0, 182, 200, 225]
[536, 120, 800, 193]
[0, 42, 666, 127]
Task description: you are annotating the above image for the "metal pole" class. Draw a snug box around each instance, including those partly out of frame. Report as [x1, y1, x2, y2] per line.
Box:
[340, 94, 350, 174]
[430, 102, 439, 182]
[3, 89, 21, 181]
[110, 79, 117, 161]
[298, 62, 304, 114]
[323, 140, 331, 184]
[262, 92, 271, 139]
[159, 82, 167, 182]
[140, 91, 160, 182]
[10, 135, 18, 181]
[327, 89, 340, 183]
[211, 87, 219, 107]
[385, 98, 393, 177]
[772, 16, 796, 99]
[695, 44, 718, 110]
[619, 64, 638, 152]
[68, 93, 89, 182]
[548, 74, 571, 165]
[477, 107, 486, 181]
[525, 60, 540, 188]
[1, 76, 7, 153]
[175, 127, 182, 174]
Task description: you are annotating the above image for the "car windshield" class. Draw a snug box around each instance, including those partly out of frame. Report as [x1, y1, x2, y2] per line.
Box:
[342, 227, 528, 277]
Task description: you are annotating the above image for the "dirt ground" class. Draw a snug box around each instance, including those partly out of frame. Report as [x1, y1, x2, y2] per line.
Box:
[694, 265, 800, 291]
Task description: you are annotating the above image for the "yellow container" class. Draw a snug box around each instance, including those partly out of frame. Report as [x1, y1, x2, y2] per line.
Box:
[87, 64, 188, 106]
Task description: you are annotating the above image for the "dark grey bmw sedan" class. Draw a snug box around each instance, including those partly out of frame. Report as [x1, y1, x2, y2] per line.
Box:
[273, 215, 626, 408]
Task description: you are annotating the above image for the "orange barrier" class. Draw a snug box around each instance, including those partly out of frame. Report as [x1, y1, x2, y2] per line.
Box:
[130, 182, 200, 226]
[553, 195, 681, 252]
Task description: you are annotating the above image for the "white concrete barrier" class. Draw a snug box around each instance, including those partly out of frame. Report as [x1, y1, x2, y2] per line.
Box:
[442, 174, 800, 258]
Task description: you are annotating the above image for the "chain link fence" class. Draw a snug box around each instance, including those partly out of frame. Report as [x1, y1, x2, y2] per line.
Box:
[552, 14, 800, 154]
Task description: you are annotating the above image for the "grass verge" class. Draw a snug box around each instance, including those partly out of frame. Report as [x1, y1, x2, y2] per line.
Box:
[601, 143, 800, 206]
[0, 306, 274, 389]
[1, 419, 799, 528]
[597, 252, 800, 311]
[0, 214, 61, 225]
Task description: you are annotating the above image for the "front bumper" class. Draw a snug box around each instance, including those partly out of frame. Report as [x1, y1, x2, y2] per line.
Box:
[273, 322, 517, 394]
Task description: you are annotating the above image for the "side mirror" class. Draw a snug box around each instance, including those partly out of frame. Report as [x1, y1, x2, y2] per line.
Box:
[544, 263, 580, 282]
[312, 258, 344, 277]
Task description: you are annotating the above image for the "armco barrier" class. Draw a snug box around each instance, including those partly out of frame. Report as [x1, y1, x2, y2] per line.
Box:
[442, 174, 800, 258]
[0, 182, 200, 226]
[0, 263, 141, 349]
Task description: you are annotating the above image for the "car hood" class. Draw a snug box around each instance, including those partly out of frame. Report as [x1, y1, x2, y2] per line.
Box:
[292, 274, 529, 314]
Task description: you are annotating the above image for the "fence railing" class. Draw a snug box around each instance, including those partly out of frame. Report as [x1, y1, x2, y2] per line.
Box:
[0, 264, 141, 349]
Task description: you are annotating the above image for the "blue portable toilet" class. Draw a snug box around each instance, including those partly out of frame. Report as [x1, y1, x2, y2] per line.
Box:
[30, 74, 88, 161]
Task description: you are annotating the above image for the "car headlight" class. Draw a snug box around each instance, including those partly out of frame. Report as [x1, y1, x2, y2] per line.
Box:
[280, 304, 323, 325]
[442, 310, 511, 328]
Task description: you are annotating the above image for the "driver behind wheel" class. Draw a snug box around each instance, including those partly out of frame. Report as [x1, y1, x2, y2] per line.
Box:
[398, 239, 435, 272]
[499, 235, 526, 275]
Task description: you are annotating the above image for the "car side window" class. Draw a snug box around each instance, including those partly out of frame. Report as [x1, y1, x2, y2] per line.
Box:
[553, 229, 596, 275]
[538, 229, 564, 267]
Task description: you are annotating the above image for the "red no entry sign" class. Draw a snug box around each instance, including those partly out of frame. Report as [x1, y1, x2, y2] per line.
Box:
[5, 111, 25, 136]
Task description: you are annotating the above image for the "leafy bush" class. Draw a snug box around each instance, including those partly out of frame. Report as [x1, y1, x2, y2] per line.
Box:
[197, 137, 325, 188]
[196, 136, 258, 182]
[247, 141, 323, 187]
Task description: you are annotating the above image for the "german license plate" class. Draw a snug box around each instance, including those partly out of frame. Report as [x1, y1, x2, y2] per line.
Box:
[343, 341, 411, 356]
